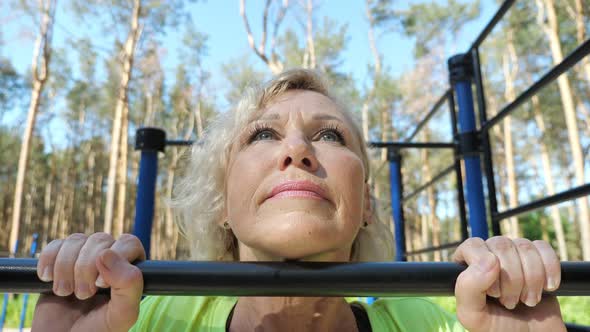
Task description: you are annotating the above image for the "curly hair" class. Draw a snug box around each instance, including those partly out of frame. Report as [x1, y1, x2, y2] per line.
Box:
[171, 68, 394, 262]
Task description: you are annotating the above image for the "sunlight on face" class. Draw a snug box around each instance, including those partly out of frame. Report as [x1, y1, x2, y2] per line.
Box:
[225, 90, 369, 262]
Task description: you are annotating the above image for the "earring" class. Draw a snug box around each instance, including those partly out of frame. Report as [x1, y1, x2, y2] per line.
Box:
[362, 221, 369, 228]
[223, 221, 231, 229]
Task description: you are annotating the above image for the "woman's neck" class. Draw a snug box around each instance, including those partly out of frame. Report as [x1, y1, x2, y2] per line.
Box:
[228, 296, 359, 332]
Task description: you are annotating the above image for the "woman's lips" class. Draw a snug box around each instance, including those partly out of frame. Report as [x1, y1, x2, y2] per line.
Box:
[267, 180, 329, 201]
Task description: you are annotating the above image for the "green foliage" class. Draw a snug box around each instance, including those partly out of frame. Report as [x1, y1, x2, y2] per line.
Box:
[1, 294, 38, 328]
[429, 296, 590, 325]
[371, 0, 481, 57]
[0, 58, 25, 114]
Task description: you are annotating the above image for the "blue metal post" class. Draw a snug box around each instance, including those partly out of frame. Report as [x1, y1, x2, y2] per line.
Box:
[19, 233, 38, 331]
[448, 54, 489, 239]
[133, 128, 166, 259]
[388, 149, 407, 261]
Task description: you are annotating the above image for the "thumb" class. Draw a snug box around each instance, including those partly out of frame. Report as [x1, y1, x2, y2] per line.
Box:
[96, 249, 144, 331]
[455, 253, 499, 330]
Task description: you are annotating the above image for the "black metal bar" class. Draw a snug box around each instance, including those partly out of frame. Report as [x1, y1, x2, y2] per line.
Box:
[403, 165, 455, 202]
[470, 0, 515, 50]
[405, 90, 451, 142]
[1, 259, 589, 297]
[368, 142, 455, 149]
[493, 183, 590, 222]
[448, 92, 469, 241]
[471, 48, 501, 236]
[482, 38, 590, 133]
[566, 323, 590, 332]
[405, 241, 462, 256]
[165, 139, 194, 146]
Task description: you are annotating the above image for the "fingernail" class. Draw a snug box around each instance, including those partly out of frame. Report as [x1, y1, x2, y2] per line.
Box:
[476, 255, 496, 273]
[503, 296, 518, 310]
[95, 275, 108, 288]
[524, 292, 538, 307]
[56, 280, 72, 296]
[40, 266, 52, 282]
[76, 283, 91, 300]
[547, 277, 557, 291]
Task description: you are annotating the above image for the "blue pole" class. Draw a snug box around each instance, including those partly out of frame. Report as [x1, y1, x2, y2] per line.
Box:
[0, 240, 19, 330]
[388, 149, 407, 262]
[133, 151, 158, 259]
[449, 54, 489, 239]
[132, 128, 166, 259]
[19, 233, 38, 331]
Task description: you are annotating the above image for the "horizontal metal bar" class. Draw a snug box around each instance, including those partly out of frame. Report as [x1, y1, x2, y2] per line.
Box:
[406, 241, 462, 256]
[1, 259, 589, 297]
[493, 183, 590, 222]
[368, 142, 455, 149]
[482, 38, 590, 132]
[565, 322, 590, 331]
[405, 90, 451, 142]
[470, 0, 515, 50]
[165, 140, 194, 146]
[403, 164, 455, 202]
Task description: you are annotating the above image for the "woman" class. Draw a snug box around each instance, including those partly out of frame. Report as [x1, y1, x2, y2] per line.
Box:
[32, 69, 565, 331]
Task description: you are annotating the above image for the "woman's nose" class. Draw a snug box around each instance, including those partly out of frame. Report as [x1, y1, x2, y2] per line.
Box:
[278, 135, 319, 172]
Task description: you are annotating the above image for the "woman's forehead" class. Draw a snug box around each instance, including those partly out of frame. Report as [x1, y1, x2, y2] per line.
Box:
[252, 90, 346, 122]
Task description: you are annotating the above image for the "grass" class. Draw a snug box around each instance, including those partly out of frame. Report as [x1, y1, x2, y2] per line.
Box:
[1, 294, 588, 327]
[428, 296, 590, 325]
[1, 294, 37, 328]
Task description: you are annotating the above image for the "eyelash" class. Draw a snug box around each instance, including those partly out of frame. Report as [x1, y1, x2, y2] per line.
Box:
[246, 123, 346, 145]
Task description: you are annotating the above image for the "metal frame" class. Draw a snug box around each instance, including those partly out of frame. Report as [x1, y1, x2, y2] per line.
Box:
[2, 258, 589, 297]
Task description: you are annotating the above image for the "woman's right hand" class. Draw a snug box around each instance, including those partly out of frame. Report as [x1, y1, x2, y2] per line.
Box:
[32, 233, 146, 332]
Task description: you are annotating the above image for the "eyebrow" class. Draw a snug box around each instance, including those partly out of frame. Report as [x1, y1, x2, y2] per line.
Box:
[253, 113, 344, 122]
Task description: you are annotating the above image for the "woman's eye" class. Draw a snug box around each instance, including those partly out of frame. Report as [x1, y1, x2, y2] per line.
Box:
[319, 130, 343, 143]
[253, 130, 274, 141]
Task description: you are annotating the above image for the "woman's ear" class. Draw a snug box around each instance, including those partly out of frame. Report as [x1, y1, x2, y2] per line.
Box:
[362, 182, 373, 225]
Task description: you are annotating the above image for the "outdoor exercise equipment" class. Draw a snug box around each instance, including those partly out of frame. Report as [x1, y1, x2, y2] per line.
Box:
[1, 0, 590, 331]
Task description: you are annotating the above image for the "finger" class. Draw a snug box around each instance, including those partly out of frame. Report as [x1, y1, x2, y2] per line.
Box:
[37, 239, 64, 282]
[96, 249, 144, 331]
[53, 233, 88, 297]
[95, 234, 145, 288]
[453, 238, 499, 329]
[73, 232, 115, 300]
[486, 236, 524, 310]
[513, 238, 545, 307]
[533, 240, 561, 291]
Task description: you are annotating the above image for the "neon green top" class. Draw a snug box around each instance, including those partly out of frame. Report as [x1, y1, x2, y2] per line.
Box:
[129, 296, 466, 331]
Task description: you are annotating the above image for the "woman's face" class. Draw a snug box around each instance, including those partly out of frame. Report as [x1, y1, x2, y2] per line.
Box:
[225, 90, 370, 262]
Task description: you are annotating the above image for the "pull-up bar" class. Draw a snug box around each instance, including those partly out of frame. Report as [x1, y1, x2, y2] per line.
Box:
[1, 259, 588, 297]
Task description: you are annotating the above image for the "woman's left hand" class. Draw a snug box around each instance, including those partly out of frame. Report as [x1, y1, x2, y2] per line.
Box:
[452, 236, 565, 332]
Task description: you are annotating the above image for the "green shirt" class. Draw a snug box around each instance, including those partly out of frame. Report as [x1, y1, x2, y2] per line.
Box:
[129, 296, 466, 331]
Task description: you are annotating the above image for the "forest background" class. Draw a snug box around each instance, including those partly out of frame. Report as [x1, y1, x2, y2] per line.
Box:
[1, 0, 590, 327]
[1, 0, 590, 269]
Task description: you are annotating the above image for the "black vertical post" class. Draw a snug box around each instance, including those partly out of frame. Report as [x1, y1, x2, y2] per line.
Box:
[471, 48, 501, 236]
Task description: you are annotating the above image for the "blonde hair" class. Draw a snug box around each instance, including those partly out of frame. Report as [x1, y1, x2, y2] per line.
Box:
[171, 69, 394, 262]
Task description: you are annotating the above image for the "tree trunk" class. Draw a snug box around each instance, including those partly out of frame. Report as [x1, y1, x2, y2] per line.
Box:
[573, 0, 590, 86]
[41, 178, 52, 248]
[421, 137, 440, 261]
[501, 32, 520, 238]
[539, 0, 590, 259]
[532, 95, 569, 260]
[10, 0, 56, 254]
[114, 104, 129, 238]
[85, 148, 96, 233]
[104, 0, 141, 234]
